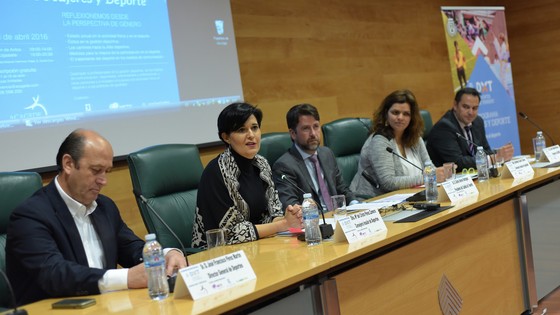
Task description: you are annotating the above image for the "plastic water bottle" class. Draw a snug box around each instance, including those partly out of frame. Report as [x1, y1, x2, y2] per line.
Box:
[423, 160, 438, 202]
[475, 146, 489, 182]
[533, 131, 546, 161]
[143, 234, 169, 300]
[302, 193, 321, 246]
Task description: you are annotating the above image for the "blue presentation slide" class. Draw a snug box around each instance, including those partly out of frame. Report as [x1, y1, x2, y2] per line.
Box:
[0, 0, 180, 130]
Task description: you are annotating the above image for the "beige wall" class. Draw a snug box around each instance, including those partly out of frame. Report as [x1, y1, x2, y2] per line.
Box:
[42, 0, 560, 238]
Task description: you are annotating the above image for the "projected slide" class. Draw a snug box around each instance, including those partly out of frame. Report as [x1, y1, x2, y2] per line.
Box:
[0, 0, 184, 129]
[1, 0, 244, 171]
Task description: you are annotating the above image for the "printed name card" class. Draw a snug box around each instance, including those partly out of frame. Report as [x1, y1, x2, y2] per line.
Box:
[174, 250, 256, 300]
[333, 208, 387, 243]
[540, 145, 560, 163]
[439, 175, 478, 203]
[502, 157, 534, 179]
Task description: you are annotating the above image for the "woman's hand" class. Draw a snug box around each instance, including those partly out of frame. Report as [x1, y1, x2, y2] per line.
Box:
[284, 204, 303, 229]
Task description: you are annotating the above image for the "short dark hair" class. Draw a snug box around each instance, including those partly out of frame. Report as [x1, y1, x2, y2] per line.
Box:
[286, 103, 320, 131]
[56, 129, 86, 172]
[454, 87, 480, 103]
[217, 102, 263, 144]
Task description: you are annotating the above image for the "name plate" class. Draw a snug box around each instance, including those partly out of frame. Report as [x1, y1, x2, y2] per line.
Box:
[540, 145, 560, 163]
[174, 250, 256, 300]
[440, 176, 478, 203]
[502, 157, 534, 179]
[333, 208, 387, 243]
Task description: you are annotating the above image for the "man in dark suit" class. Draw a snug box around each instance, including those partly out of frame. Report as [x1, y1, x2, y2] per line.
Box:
[6, 129, 187, 305]
[272, 104, 356, 211]
[427, 87, 514, 170]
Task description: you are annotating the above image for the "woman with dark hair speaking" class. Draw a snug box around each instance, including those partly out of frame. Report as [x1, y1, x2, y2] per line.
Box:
[350, 90, 445, 198]
[192, 102, 302, 248]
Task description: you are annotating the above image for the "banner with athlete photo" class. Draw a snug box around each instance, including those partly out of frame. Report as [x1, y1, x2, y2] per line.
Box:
[441, 6, 520, 155]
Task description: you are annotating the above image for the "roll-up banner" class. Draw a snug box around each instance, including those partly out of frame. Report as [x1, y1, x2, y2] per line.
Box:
[441, 7, 520, 155]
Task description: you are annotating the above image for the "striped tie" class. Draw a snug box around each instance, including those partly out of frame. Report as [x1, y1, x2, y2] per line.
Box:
[464, 125, 475, 156]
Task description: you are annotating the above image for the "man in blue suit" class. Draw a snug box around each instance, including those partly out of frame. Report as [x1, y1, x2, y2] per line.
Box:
[273, 103, 356, 211]
[6, 129, 187, 305]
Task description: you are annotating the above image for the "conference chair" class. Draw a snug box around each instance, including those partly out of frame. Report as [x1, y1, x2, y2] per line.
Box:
[127, 144, 203, 254]
[322, 117, 372, 187]
[0, 172, 42, 309]
[259, 132, 292, 167]
[420, 109, 433, 142]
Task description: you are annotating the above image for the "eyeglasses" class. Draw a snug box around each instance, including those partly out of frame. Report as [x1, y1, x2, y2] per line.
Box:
[378, 203, 415, 217]
[461, 168, 476, 175]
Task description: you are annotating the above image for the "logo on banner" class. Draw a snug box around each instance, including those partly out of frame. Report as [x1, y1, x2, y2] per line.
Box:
[446, 18, 457, 37]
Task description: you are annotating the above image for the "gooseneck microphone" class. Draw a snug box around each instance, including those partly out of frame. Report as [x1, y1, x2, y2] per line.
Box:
[133, 189, 189, 265]
[518, 111, 556, 145]
[455, 133, 499, 177]
[279, 174, 334, 239]
[386, 147, 423, 172]
[0, 269, 28, 315]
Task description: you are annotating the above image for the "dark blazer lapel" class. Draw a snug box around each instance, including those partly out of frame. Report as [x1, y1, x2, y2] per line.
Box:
[316, 147, 335, 195]
[90, 207, 116, 269]
[289, 146, 318, 195]
[45, 182, 89, 266]
[448, 111, 470, 155]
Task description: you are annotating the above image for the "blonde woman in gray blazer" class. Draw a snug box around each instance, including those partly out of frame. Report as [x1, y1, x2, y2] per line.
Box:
[350, 90, 445, 198]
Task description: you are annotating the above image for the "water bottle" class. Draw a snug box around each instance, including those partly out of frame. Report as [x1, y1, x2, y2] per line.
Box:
[423, 160, 438, 202]
[475, 146, 489, 182]
[302, 193, 321, 246]
[533, 131, 546, 161]
[143, 234, 169, 300]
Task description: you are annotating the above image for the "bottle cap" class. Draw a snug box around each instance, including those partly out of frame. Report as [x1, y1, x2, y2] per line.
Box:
[537, 131, 543, 135]
[145, 233, 156, 241]
[303, 193, 312, 199]
[477, 146, 483, 150]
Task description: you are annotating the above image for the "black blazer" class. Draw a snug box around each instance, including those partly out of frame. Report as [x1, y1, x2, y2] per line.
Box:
[6, 180, 144, 306]
[426, 110, 491, 170]
[272, 145, 355, 209]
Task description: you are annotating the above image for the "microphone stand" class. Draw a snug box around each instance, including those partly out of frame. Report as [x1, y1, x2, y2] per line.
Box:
[455, 133, 499, 178]
[280, 175, 334, 239]
[134, 190, 189, 292]
[0, 269, 28, 315]
[518, 112, 556, 145]
[385, 147, 424, 172]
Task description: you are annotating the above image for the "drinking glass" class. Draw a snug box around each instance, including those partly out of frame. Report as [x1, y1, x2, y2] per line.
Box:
[205, 229, 225, 249]
[443, 162, 456, 181]
[331, 195, 347, 223]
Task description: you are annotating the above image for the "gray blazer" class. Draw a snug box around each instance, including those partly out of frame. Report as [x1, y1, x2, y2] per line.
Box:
[350, 134, 430, 198]
[272, 145, 355, 209]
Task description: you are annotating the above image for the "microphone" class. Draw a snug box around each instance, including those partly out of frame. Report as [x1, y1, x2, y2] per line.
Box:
[455, 133, 499, 178]
[386, 147, 423, 172]
[518, 111, 556, 145]
[133, 189, 189, 291]
[0, 269, 28, 315]
[279, 174, 334, 239]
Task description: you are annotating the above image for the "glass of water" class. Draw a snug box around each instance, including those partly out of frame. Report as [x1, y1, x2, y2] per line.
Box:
[331, 194, 347, 223]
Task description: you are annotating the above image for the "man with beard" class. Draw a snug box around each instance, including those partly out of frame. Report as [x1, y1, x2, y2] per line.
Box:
[272, 103, 356, 211]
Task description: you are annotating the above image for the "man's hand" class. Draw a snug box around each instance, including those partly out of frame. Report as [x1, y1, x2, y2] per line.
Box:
[127, 262, 148, 289]
[165, 249, 187, 276]
[498, 143, 514, 162]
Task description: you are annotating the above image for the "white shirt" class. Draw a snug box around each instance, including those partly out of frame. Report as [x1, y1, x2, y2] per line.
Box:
[294, 144, 328, 210]
[55, 176, 129, 293]
[396, 145, 423, 176]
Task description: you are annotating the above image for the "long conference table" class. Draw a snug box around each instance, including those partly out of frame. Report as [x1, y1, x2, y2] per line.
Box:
[11, 166, 560, 314]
